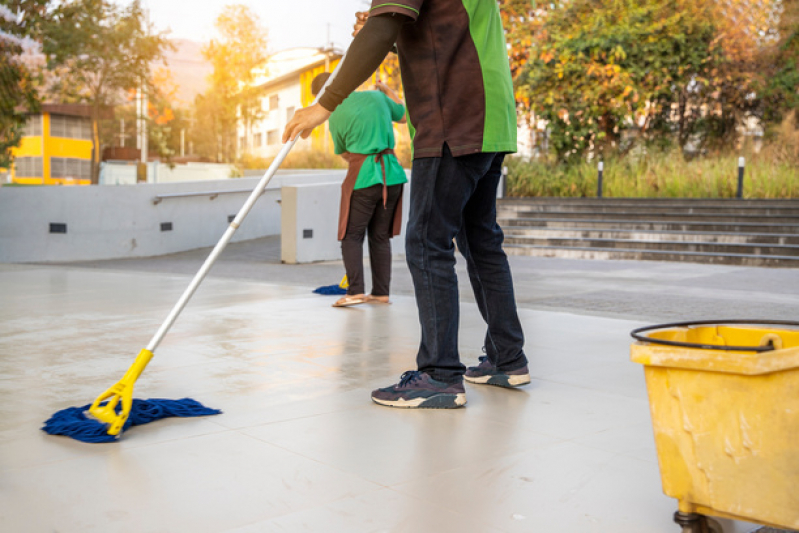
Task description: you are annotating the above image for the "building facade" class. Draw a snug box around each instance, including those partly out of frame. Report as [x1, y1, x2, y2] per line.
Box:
[9, 104, 100, 185]
[238, 47, 343, 159]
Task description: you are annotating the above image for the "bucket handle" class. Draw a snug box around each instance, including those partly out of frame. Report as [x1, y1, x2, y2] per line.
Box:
[630, 319, 799, 352]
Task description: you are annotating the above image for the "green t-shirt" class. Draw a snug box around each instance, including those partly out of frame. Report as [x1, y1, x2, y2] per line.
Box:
[329, 90, 408, 190]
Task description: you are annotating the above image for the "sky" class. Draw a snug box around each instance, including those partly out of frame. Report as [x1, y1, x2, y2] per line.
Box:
[135, 0, 366, 52]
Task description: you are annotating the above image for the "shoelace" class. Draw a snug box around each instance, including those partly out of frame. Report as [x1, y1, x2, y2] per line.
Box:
[399, 370, 422, 387]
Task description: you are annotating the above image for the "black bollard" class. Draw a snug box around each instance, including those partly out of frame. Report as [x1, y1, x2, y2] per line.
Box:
[597, 161, 604, 198]
[736, 157, 745, 199]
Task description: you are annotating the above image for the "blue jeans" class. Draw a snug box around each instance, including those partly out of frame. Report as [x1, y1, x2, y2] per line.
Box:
[406, 145, 527, 383]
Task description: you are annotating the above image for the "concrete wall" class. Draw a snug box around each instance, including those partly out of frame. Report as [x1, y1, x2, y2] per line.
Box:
[99, 161, 236, 185]
[0, 171, 347, 263]
[281, 173, 411, 264]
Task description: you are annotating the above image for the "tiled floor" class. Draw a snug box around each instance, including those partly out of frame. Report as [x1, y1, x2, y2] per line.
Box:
[0, 264, 760, 532]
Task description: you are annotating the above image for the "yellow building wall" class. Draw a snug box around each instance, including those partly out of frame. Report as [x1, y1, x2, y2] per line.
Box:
[11, 112, 93, 186]
[298, 59, 394, 153]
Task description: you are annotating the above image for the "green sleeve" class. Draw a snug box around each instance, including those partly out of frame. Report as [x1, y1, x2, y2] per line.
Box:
[383, 93, 405, 122]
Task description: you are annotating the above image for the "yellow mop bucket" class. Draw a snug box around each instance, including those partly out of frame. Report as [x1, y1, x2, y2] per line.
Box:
[630, 320, 799, 533]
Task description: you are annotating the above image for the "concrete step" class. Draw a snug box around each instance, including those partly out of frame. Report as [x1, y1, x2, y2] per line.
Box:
[498, 205, 799, 216]
[497, 218, 799, 235]
[503, 235, 799, 257]
[503, 244, 799, 267]
[498, 198, 799, 209]
[504, 211, 799, 224]
[501, 227, 799, 245]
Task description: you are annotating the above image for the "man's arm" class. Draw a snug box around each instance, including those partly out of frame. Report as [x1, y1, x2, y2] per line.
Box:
[282, 13, 407, 143]
[374, 80, 406, 124]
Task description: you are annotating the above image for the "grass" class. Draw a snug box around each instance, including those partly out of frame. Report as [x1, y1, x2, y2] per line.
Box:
[507, 113, 799, 199]
[505, 153, 798, 199]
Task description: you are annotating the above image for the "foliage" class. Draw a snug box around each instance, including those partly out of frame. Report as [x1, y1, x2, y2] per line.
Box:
[516, 0, 721, 162]
[196, 4, 268, 163]
[759, 0, 799, 123]
[42, 0, 171, 182]
[0, 2, 44, 168]
[509, 0, 791, 162]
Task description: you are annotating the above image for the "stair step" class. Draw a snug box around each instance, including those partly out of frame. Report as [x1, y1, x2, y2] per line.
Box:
[501, 227, 799, 245]
[498, 198, 799, 209]
[506, 211, 799, 224]
[503, 244, 799, 267]
[497, 218, 799, 235]
[498, 206, 799, 216]
[503, 236, 799, 256]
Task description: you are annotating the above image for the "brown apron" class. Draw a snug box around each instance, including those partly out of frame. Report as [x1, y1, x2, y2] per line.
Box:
[338, 148, 404, 241]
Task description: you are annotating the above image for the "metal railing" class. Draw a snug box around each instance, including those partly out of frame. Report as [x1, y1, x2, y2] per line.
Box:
[151, 188, 265, 205]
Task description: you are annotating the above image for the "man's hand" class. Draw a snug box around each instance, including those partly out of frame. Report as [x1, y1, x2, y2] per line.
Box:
[282, 104, 331, 143]
[352, 11, 368, 37]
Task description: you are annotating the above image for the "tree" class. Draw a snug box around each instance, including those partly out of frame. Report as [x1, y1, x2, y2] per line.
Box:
[199, 5, 268, 163]
[0, 2, 45, 168]
[42, 0, 171, 183]
[516, 0, 719, 161]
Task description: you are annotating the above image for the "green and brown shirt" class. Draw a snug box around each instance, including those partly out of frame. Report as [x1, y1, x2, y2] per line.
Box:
[370, 0, 517, 158]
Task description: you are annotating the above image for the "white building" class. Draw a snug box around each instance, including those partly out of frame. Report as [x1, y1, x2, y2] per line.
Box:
[238, 47, 342, 159]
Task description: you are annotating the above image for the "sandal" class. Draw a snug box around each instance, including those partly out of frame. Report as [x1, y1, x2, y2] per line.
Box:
[367, 295, 391, 304]
[332, 294, 368, 307]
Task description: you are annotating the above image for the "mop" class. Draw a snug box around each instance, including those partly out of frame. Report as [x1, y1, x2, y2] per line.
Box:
[313, 274, 349, 295]
[43, 53, 349, 442]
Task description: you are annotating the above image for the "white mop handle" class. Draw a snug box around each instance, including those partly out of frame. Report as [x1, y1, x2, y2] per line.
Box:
[146, 50, 348, 352]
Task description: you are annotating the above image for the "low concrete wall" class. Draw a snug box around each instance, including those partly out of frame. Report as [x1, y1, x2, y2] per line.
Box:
[281, 173, 411, 264]
[99, 161, 236, 185]
[0, 171, 347, 263]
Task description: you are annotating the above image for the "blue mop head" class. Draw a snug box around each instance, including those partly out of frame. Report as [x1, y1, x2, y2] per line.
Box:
[42, 398, 222, 443]
[313, 284, 347, 295]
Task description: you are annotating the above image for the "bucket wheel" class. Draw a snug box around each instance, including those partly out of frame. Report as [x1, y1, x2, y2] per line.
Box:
[674, 512, 723, 533]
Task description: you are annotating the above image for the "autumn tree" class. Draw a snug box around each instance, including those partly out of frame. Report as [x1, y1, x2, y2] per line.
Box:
[42, 0, 171, 183]
[516, 0, 721, 161]
[198, 5, 268, 163]
[0, 2, 46, 168]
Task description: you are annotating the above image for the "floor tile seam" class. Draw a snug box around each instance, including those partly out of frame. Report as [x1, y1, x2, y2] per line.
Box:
[214, 404, 375, 432]
[561, 433, 660, 464]
[450, 408, 570, 443]
[226, 487, 408, 531]
[377, 486, 511, 533]
[0, 425, 238, 472]
[234, 428, 386, 491]
[531, 376, 650, 402]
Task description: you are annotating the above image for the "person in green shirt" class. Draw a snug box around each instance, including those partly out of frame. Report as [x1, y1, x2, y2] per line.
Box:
[310, 73, 408, 307]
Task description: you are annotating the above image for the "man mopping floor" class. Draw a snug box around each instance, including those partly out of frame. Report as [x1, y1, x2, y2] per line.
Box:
[284, 0, 530, 408]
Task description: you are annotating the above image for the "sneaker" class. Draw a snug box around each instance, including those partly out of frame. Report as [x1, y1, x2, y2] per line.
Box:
[371, 371, 467, 409]
[464, 356, 531, 388]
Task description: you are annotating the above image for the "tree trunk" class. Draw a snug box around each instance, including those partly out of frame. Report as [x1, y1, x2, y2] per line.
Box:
[91, 106, 100, 185]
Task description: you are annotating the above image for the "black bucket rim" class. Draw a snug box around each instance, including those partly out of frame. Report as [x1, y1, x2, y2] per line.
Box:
[630, 319, 799, 352]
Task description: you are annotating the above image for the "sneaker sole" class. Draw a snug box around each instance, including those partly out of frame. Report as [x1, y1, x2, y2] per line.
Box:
[371, 393, 467, 409]
[464, 373, 531, 388]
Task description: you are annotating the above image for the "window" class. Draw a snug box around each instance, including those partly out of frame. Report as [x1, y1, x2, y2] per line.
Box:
[269, 95, 279, 111]
[23, 115, 43, 137]
[240, 136, 247, 150]
[267, 130, 279, 145]
[14, 157, 43, 178]
[286, 107, 296, 122]
[253, 133, 263, 147]
[49, 115, 92, 140]
[50, 158, 91, 180]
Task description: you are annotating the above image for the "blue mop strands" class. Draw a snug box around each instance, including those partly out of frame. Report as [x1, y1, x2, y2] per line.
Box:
[313, 284, 347, 295]
[42, 398, 222, 443]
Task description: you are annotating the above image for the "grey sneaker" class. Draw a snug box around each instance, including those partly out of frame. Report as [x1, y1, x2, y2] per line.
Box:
[371, 371, 467, 409]
[464, 356, 531, 388]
